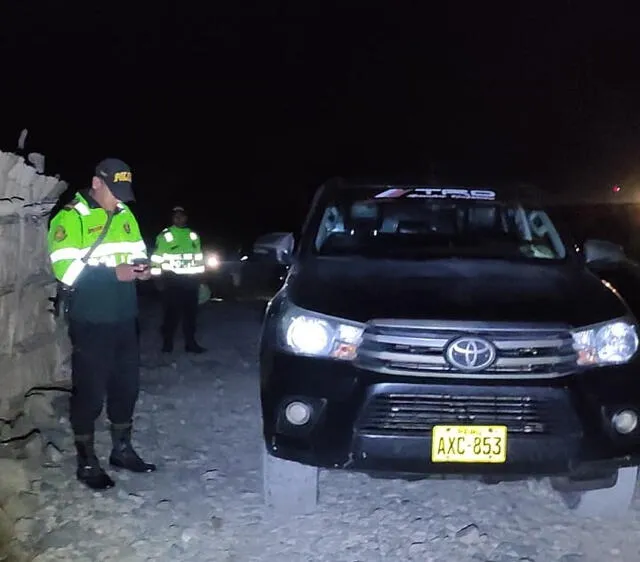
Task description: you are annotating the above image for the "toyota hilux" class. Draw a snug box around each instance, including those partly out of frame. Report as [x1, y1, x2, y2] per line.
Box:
[258, 179, 640, 517]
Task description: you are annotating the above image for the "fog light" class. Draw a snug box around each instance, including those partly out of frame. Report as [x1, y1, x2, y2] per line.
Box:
[284, 401, 312, 426]
[612, 409, 639, 435]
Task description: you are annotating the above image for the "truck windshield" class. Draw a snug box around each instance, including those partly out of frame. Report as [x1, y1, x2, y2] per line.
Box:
[311, 187, 567, 262]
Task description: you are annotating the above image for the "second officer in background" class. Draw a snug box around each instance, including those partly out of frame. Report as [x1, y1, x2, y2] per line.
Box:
[151, 206, 206, 353]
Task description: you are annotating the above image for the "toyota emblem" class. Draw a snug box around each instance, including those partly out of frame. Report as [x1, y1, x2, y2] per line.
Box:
[445, 336, 496, 371]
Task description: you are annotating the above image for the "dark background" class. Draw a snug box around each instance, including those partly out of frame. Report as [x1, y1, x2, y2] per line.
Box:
[2, 1, 640, 250]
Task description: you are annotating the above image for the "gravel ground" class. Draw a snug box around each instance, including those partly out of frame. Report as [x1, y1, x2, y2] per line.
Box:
[19, 299, 640, 562]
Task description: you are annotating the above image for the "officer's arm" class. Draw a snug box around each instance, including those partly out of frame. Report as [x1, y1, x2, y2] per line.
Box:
[48, 209, 81, 286]
[48, 209, 115, 287]
[193, 234, 203, 260]
[48, 209, 89, 287]
[191, 231, 206, 273]
[150, 233, 167, 276]
[127, 217, 149, 261]
[193, 234, 202, 255]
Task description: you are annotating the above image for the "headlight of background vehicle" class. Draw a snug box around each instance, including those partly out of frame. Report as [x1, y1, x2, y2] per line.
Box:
[205, 253, 220, 269]
[280, 305, 365, 360]
[572, 319, 639, 366]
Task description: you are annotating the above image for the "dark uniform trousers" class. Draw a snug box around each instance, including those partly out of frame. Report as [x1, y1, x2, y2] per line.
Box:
[161, 273, 199, 345]
[69, 319, 140, 437]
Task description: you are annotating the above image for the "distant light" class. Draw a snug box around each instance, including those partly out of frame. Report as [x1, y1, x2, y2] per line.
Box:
[613, 184, 621, 193]
[206, 254, 220, 269]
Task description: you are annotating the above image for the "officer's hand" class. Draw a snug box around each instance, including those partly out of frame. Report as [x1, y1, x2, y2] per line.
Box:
[115, 264, 138, 282]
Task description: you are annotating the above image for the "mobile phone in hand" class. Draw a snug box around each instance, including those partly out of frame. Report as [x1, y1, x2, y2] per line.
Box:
[132, 258, 150, 271]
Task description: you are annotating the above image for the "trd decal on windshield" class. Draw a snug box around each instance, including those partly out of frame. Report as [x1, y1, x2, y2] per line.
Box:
[373, 188, 412, 199]
[374, 187, 497, 200]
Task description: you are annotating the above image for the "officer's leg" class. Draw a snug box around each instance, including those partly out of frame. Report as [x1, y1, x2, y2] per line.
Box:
[161, 276, 180, 352]
[183, 278, 204, 352]
[174, 277, 187, 342]
[69, 320, 115, 490]
[106, 319, 156, 473]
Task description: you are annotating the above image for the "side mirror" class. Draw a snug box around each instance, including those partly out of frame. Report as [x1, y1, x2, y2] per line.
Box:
[252, 232, 295, 265]
[583, 239, 626, 264]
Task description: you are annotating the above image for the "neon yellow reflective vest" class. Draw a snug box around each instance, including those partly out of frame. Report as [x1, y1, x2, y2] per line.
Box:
[150, 226, 205, 276]
[47, 192, 148, 323]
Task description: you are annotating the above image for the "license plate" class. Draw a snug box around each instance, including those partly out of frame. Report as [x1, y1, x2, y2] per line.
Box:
[431, 425, 507, 463]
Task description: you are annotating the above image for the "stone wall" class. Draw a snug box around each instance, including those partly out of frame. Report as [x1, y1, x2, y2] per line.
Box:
[0, 150, 72, 560]
[0, 150, 71, 418]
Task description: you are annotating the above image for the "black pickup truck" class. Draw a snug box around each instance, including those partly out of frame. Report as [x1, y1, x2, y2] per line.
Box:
[257, 179, 640, 518]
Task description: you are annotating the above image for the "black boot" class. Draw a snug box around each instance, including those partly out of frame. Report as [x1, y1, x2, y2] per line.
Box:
[109, 424, 156, 473]
[75, 435, 115, 490]
[185, 341, 206, 354]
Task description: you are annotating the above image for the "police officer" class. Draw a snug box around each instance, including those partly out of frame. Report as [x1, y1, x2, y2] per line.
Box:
[151, 206, 206, 353]
[47, 158, 156, 490]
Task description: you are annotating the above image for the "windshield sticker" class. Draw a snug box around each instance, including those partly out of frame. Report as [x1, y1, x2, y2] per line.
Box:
[374, 187, 497, 201]
[374, 188, 412, 199]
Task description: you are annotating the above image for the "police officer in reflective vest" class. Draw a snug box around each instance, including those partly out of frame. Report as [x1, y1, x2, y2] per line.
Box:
[151, 206, 206, 353]
[47, 158, 156, 490]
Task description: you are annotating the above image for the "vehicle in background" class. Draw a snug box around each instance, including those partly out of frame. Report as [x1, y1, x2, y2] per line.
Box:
[225, 233, 293, 302]
[255, 178, 640, 519]
[200, 245, 235, 300]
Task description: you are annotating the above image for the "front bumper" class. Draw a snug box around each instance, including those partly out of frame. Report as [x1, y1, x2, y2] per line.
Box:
[261, 352, 640, 479]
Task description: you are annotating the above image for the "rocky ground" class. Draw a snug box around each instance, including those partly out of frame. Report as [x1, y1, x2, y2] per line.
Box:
[9, 299, 640, 561]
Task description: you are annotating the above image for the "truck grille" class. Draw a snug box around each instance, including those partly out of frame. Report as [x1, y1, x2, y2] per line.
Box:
[355, 320, 578, 379]
[358, 392, 562, 435]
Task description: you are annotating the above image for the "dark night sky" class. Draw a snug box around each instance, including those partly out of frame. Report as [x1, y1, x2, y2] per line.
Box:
[2, 1, 640, 247]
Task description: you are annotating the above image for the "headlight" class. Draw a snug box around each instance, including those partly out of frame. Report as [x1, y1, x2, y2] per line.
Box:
[206, 254, 220, 269]
[572, 319, 639, 366]
[280, 305, 364, 360]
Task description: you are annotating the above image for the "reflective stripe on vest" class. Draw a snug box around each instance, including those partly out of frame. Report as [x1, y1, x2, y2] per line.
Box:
[52, 240, 147, 286]
[61, 260, 86, 286]
[161, 264, 205, 275]
[50, 241, 147, 264]
[150, 252, 205, 275]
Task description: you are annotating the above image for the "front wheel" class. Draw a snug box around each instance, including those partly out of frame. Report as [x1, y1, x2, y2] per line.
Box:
[553, 466, 639, 518]
[262, 445, 319, 515]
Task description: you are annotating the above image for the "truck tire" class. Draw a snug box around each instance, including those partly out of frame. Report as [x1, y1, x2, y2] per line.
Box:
[262, 445, 319, 515]
[557, 466, 639, 518]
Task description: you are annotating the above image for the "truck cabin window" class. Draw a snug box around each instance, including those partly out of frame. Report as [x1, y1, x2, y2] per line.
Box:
[313, 191, 566, 262]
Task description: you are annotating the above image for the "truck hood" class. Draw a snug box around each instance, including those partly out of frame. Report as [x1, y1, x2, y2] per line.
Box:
[285, 257, 629, 327]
